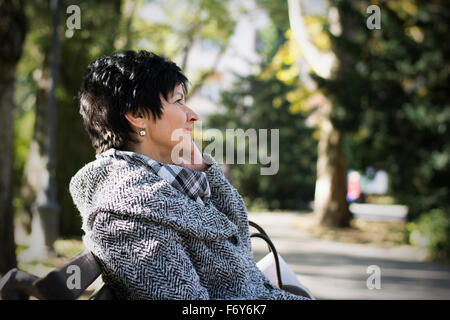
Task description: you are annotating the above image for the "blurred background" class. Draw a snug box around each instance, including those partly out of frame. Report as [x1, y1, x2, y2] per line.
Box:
[0, 0, 449, 299]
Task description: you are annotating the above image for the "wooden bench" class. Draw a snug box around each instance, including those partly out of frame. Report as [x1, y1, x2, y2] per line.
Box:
[0, 249, 114, 300]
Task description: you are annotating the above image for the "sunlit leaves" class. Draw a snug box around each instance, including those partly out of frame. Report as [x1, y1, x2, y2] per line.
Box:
[304, 15, 331, 50]
[405, 25, 424, 43]
[387, 0, 418, 20]
[132, 0, 237, 60]
[260, 37, 301, 84]
[276, 63, 299, 83]
[272, 96, 282, 109]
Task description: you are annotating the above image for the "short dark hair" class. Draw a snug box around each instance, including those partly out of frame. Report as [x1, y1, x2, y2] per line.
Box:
[78, 50, 189, 154]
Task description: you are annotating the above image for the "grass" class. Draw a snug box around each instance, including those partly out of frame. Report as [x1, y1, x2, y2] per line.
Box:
[293, 212, 409, 248]
[364, 194, 397, 205]
[17, 238, 85, 276]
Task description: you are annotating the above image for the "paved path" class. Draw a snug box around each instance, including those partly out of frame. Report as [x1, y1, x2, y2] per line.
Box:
[248, 212, 450, 300]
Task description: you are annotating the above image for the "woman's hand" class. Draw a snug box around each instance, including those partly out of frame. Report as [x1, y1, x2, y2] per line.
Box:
[173, 136, 207, 171]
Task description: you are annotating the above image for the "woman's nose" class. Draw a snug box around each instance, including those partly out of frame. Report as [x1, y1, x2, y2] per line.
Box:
[185, 105, 199, 122]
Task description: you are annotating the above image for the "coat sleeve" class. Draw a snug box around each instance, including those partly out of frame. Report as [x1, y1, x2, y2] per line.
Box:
[202, 153, 247, 215]
[201, 153, 254, 254]
[87, 211, 211, 300]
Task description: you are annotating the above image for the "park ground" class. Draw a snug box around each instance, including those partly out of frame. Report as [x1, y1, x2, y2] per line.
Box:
[250, 211, 450, 300]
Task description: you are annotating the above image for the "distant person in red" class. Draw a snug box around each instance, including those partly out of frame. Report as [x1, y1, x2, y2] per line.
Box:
[347, 171, 361, 202]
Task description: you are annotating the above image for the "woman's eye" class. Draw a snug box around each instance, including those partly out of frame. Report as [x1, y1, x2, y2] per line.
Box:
[176, 99, 184, 105]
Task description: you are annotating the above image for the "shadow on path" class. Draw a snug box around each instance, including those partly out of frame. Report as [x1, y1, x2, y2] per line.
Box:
[249, 212, 450, 300]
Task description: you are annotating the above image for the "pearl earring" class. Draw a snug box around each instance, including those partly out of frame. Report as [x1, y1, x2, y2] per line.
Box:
[139, 129, 146, 136]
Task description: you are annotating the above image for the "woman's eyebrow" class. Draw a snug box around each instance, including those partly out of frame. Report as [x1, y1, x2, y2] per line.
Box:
[173, 91, 185, 100]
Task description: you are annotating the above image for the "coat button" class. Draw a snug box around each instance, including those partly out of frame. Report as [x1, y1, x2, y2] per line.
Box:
[228, 235, 239, 246]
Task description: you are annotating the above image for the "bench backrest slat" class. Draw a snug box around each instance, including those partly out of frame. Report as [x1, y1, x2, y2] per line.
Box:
[34, 249, 101, 299]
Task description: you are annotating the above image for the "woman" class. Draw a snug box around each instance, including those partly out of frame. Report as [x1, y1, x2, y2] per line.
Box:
[70, 50, 308, 300]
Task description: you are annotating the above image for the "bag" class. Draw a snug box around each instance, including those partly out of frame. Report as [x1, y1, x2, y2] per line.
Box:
[257, 252, 315, 299]
[249, 221, 315, 299]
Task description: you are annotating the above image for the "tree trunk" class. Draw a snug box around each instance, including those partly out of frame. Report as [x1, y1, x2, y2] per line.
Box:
[0, 0, 27, 273]
[288, 0, 351, 227]
[181, 35, 194, 72]
[0, 66, 18, 274]
[19, 0, 61, 261]
[314, 102, 351, 227]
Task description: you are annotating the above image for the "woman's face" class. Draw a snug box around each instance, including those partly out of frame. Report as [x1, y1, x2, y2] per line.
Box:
[143, 83, 199, 161]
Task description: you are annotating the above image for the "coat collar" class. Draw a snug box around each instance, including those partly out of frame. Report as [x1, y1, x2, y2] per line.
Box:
[71, 148, 238, 241]
[99, 148, 211, 205]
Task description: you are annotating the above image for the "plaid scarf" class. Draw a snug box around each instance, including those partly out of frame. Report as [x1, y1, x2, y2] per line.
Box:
[112, 149, 211, 205]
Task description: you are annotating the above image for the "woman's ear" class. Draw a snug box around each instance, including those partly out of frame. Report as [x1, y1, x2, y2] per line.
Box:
[125, 111, 145, 128]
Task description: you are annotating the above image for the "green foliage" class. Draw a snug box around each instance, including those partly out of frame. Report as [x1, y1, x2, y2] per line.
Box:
[233, 0, 450, 223]
[12, 0, 449, 238]
[12, 107, 34, 215]
[56, 0, 122, 236]
[320, 1, 450, 219]
[208, 73, 317, 211]
[255, 0, 289, 64]
[407, 208, 450, 259]
[13, 47, 37, 214]
[256, 0, 290, 34]
[206, 0, 317, 211]
[12, 0, 51, 225]
[14, 0, 240, 237]
[255, 21, 282, 64]
[14, 0, 123, 236]
[132, 0, 237, 58]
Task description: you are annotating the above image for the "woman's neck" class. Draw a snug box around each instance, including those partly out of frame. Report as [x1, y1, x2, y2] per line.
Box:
[124, 142, 174, 164]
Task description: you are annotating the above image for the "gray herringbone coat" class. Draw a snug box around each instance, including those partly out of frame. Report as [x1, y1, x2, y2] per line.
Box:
[69, 148, 307, 300]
